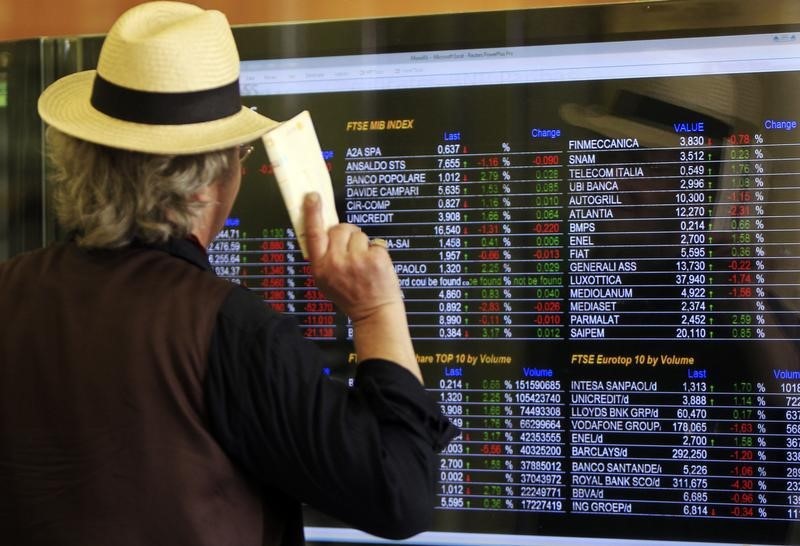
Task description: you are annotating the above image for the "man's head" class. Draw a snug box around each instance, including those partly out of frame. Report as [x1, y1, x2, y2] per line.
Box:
[45, 129, 240, 248]
[37, 1, 278, 247]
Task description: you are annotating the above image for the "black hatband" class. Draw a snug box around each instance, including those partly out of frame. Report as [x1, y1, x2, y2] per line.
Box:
[90, 74, 241, 125]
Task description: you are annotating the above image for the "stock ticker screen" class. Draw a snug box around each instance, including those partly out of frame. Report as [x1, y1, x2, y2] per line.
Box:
[210, 29, 800, 546]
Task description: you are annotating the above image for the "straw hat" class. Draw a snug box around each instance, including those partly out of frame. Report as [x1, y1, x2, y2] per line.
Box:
[38, 1, 278, 154]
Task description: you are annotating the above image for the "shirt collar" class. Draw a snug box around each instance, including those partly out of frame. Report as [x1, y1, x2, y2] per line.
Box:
[142, 236, 212, 272]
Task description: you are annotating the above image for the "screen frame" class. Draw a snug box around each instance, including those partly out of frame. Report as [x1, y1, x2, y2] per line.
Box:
[232, 0, 800, 63]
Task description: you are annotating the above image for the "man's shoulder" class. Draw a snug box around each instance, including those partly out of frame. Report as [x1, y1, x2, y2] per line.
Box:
[0, 242, 70, 277]
[218, 284, 297, 334]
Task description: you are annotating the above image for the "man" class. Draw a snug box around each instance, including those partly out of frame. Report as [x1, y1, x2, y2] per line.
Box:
[0, 2, 456, 545]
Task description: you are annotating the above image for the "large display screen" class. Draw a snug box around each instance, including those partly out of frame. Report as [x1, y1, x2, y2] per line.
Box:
[209, 3, 800, 545]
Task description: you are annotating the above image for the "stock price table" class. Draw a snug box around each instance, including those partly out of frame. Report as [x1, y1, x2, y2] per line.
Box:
[209, 110, 800, 543]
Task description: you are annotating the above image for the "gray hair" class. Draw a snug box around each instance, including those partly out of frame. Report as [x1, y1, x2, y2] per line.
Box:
[46, 127, 234, 248]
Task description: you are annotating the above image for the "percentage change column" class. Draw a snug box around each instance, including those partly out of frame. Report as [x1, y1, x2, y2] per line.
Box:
[717, 132, 769, 340]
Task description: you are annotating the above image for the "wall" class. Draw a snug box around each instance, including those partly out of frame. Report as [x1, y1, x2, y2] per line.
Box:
[0, 0, 629, 41]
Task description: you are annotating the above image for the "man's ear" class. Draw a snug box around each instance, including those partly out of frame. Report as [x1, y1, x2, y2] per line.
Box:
[191, 182, 220, 206]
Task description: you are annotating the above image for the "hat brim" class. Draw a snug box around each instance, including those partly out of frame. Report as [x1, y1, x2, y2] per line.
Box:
[38, 70, 279, 155]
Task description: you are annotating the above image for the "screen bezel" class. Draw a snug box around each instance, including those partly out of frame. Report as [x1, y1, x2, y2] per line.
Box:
[232, 0, 800, 63]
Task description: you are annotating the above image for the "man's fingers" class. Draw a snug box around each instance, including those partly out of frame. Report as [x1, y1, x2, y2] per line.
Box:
[303, 192, 326, 262]
[347, 228, 370, 252]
